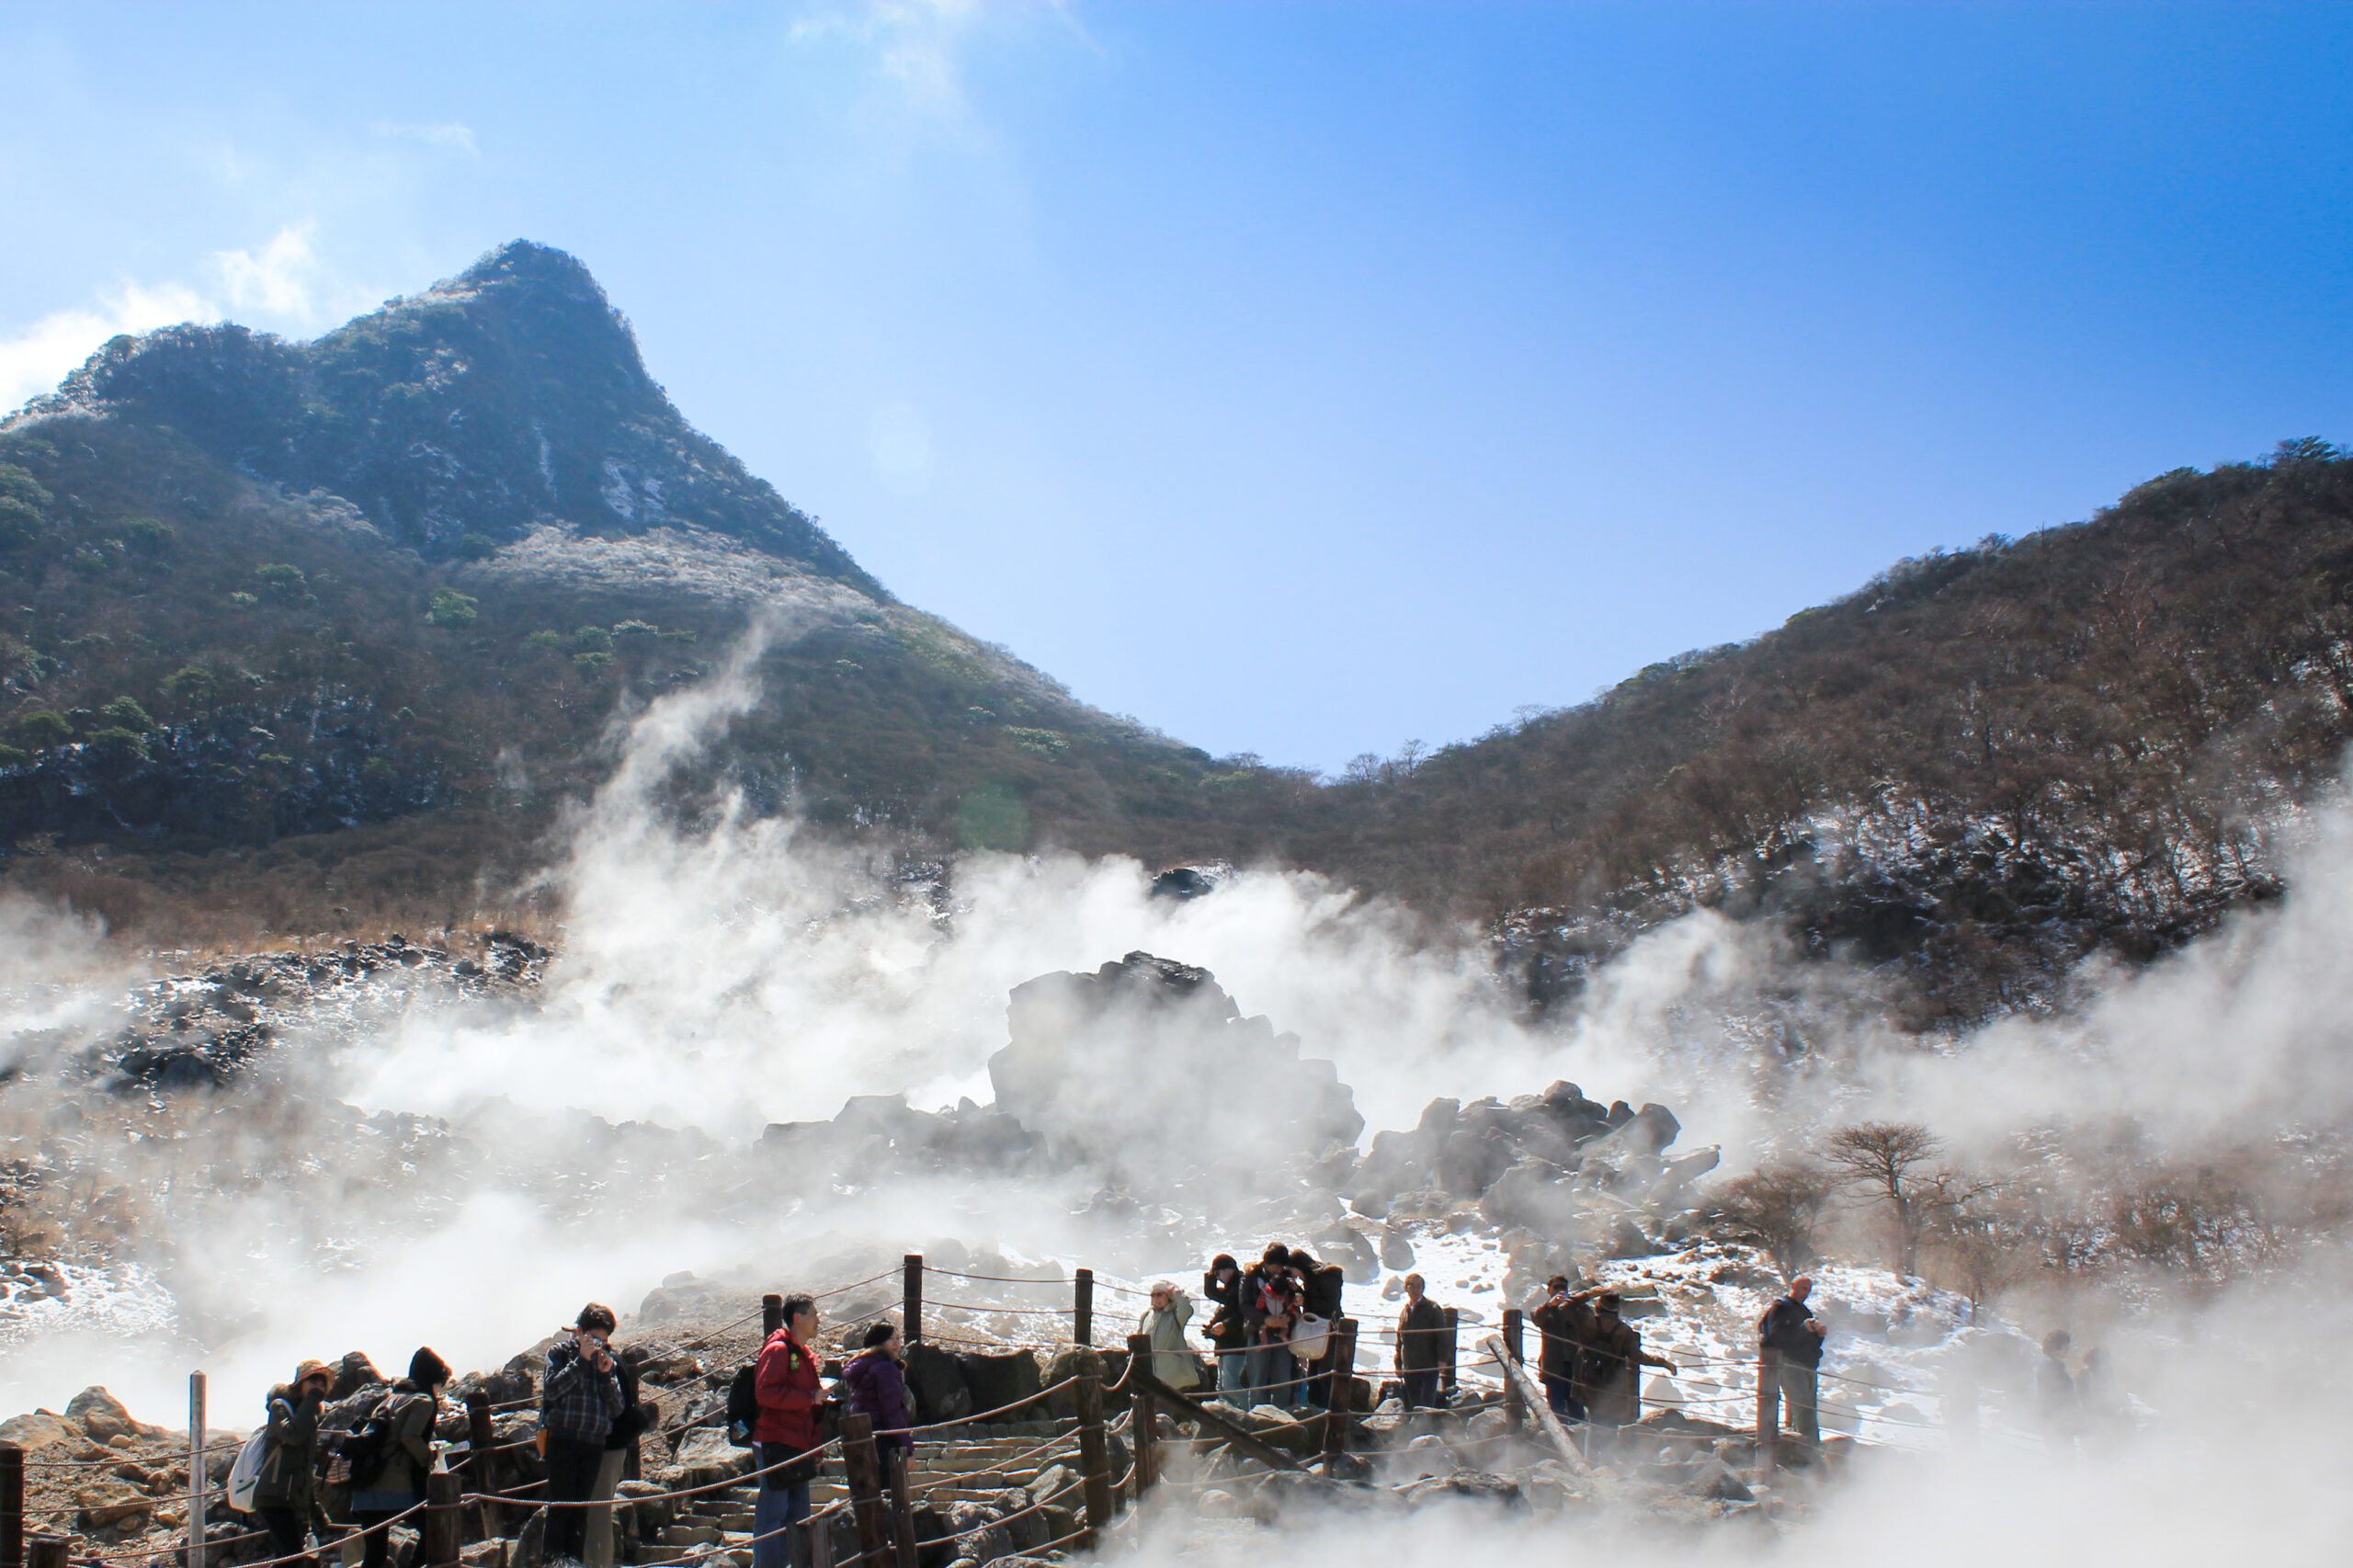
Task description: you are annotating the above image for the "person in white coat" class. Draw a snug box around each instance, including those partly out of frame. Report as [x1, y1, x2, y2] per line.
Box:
[1139, 1281, 1200, 1390]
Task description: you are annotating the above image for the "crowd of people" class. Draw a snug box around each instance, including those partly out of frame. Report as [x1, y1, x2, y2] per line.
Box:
[242, 1306, 663, 1568]
[244, 1254, 2121, 1568]
[238, 1298, 916, 1568]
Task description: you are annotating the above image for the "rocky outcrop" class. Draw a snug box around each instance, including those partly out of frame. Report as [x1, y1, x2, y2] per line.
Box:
[1350, 1082, 1716, 1269]
[9, 933, 551, 1093]
[987, 951, 1362, 1180]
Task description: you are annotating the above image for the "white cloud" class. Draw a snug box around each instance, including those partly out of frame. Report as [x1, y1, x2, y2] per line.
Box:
[211, 221, 325, 322]
[0, 279, 216, 414]
[372, 119, 480, 156]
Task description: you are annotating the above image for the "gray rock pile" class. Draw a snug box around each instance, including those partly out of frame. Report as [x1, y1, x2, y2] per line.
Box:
[4, 932, 549, 1092]
[988, 951, 1363, 1180]
[1348, 1082, 1718, 1277]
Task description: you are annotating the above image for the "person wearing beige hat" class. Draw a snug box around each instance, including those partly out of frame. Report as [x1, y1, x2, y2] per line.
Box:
[254, 1358, 335, 1566]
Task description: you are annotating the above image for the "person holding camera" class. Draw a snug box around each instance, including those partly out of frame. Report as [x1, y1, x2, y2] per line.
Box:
[253, 1358, 336, 1568]
[541, 1304, 627, 1567]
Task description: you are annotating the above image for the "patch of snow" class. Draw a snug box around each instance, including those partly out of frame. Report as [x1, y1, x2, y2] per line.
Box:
[0, 1260, 176, 1350]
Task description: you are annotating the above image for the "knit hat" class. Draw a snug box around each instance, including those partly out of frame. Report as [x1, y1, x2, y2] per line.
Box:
[293, 1359, 334, 1384]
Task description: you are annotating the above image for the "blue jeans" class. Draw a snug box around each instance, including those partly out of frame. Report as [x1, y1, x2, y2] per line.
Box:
[754, 1445, 812, 1568]
[1248, 1346, 1299, 1406]
[1216, 1351, 1249, 1396]
[1543, 1372, 1586, 1423]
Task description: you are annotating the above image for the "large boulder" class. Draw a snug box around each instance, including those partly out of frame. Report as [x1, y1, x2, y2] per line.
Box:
[74, 1482, 152, 1531]
[328, 1353, 387, 1401]
[668, 1426, 752, 1487]
[1040, 1347, 1104, 1421]
[904, 1343, 971, 1425]
[66, 1388, 135, 1441]
[944, 1501, 1011, 1564]
[0, 1411, 84, 1451]
[1391, 1471, 1525, 1510]
[986, 952, 1363, 1178]
[955, 1348, 1041, 1421]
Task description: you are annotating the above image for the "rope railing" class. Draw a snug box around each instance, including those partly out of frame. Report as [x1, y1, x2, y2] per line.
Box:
[920, 1268, 1078, 1287]
[905, 1378, 1081, 1436]
[27, 1437, 244, 1470]
[462, 1431, 850, 1510]
[35, 1272, 2063, 1568]
[80, 1498, 431, 1568]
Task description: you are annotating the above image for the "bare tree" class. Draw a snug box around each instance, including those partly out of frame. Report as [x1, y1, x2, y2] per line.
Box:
[1711, 1164, 1836, 1277]
[1925, 1176, 2028, 1316]
[2110, 1165, 2302, 1292]
[1824, 1121, 1945, 1276]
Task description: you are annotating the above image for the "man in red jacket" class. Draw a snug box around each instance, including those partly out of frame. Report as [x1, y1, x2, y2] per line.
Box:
[752, 1295, 824, 1568]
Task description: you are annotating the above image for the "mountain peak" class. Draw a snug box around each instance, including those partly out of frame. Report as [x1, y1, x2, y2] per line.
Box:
[458, 238, 604, 291]
[18, 242, 881, 592]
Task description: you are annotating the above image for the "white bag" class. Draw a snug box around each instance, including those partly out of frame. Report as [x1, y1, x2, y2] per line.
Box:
[225, 1429, 268, 1513]
[1290, 1312, 1330, 1363]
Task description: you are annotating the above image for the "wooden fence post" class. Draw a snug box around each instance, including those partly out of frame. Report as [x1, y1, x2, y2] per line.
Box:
[425, 1471, 461, 1568]
[464, 1390, 506, 1536]
[1440, 1307, 1459, 1397]
[1321, 1319, 1358, 1471]
[1073, 1269, 1094, 1347]
[803, 1509, 835, 1568]
[840, 1413, 890, 1568]
[1756, 1347, 1779, 1476]
[1499, 1309, 1525, 1428]
[888, 1449, 917, 1568]
[903, 1255, 923, 1346]
[1072, 1373, 1114, 1548]
[186, 1371, 206, 1568]
[26, 1538, 63, 1568]
[1124, 1334, 1157, 1497]
[762, 1293, 784, 1338]
[0, 1442, 24, 1568]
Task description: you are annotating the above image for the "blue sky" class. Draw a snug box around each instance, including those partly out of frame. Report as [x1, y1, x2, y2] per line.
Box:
[4, 3, 2348, 772]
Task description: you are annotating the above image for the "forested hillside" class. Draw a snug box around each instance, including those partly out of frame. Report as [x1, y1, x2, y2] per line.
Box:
[1275, 441, 2353, 1022]
[0, 244, 1261, 939]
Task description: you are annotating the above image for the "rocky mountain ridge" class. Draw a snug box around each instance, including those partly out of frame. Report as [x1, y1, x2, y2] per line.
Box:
[31, 243, 877, 593]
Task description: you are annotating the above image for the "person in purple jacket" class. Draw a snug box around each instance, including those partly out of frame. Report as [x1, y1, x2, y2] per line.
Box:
[843, 1321, 914, 1466]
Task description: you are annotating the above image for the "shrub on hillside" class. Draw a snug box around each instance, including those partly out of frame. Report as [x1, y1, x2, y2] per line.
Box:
[426, 588, 479, 628]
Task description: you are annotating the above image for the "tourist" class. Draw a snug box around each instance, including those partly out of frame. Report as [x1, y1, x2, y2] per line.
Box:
[253, 1359, 335, 1568]
[1290, 1248, 1345, 1408]
[2038, 1330, 2079, 1455]
[1574, 1293, 1677, 1460]
[1527, 1276, 1605, 1423]
[842, 1322, 913, 1460]
[1200, 1254, 1251, 1396]
[541, 1305, 627, 1566]
[1249, 1273, 1303, 1408]
[1139, 1280, 1201, 1390]
[585, 1346, 648, 1568]
[348, 1350, 449, 1568]
[753, 1295, 824, 1568]
[1395, 1273, 1447, 1410]
[1756, 1275, 1826, 1449]
[1239, 1244, 1292, 1403]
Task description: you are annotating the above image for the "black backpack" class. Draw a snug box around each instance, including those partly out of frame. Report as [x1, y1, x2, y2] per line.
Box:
[336, 1394, 404, 1490]
[725, 1364, 760, 1449]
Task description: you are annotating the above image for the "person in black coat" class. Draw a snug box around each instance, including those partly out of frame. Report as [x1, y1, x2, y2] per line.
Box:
[1288, 1248, 1347, 1409]
[1201, 1254, 1251, 1398]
